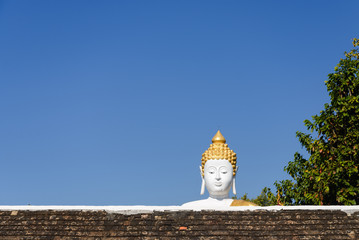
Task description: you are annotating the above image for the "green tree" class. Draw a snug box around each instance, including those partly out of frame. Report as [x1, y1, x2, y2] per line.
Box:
[269, 39, 359, 205]
[235, 188, 275, 206]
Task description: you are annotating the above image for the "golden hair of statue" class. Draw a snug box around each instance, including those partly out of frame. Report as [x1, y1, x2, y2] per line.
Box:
[201, 130, 237, 176]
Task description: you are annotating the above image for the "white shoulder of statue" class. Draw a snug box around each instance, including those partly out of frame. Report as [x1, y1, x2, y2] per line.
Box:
[182, 130, 257, 208]
[182, 198, 257, 208]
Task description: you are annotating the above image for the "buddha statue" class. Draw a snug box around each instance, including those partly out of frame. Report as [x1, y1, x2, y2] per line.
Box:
[182, 130, 257, 208]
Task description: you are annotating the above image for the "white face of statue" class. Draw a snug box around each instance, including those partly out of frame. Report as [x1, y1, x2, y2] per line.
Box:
[203, 159, 234, 199]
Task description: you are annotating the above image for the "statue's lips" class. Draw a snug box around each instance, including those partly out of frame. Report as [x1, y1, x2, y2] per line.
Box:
[214, 182, 222, 187]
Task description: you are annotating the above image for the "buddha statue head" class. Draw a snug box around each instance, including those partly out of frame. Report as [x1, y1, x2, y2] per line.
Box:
[200, 130, 238, 199]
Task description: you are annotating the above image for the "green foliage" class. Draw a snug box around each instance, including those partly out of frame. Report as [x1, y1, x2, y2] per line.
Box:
[269, 39, 359, 205]
[239, 193, 250, 201]
[251, 187, 276, 206]
[237, 188, 276, 206]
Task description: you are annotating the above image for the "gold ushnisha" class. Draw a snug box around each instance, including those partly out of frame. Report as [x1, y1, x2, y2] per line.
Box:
[201, 130, 237, 176]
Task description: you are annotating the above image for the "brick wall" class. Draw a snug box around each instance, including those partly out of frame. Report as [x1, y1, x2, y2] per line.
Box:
[0, 209, 358, 239]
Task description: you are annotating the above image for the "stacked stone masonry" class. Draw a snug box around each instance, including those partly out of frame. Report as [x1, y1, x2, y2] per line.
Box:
[0, 210, 358, 239]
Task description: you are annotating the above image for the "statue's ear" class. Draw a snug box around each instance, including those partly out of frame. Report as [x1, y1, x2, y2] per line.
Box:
[232, 166, 238, 195]
[200, 166, 205, 195]
[232, 178, 237, 195]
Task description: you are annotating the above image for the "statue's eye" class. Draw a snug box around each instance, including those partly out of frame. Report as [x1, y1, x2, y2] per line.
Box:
[207, 167, 216, 174]
[219, 166, 228, 174]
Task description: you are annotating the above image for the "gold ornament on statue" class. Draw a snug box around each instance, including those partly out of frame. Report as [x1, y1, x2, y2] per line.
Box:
[201, 130, 237, 176]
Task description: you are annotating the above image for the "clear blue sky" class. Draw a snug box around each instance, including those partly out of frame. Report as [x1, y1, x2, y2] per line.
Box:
[0, 0, 358, 205]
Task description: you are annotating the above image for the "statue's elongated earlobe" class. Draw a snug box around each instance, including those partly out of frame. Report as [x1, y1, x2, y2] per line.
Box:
[200, 166, 205, 195]
[201, 178, 205, 195]
[232, 166, 238, 195]
[232, 178, 236, 195]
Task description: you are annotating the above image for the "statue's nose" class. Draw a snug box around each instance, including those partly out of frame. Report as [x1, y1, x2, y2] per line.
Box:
[215, 172, 221, 180]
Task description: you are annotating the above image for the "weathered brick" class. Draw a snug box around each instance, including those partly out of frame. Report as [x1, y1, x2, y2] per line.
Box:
[0, 210, 358, 239]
